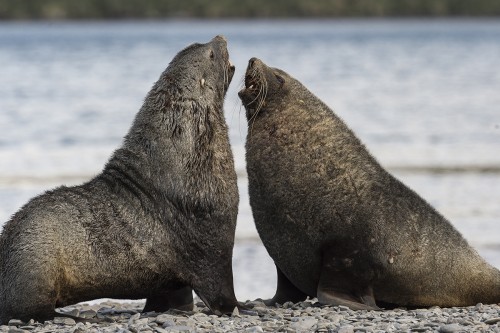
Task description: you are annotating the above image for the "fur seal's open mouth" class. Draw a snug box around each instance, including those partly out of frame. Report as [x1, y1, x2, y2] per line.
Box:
[244, 70, 258, 92]
[240, 60, 262, 99]
[239, 58, 267, 122]
[242, 58, 263, 96]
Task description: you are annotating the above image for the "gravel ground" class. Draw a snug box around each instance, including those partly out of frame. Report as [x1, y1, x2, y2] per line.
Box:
[2, 299, 500, 333]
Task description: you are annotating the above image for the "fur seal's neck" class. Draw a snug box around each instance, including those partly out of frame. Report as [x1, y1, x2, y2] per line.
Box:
[101, 93, 231, 210]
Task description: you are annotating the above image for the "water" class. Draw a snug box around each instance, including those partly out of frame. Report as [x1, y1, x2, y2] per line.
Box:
[1, 20, 500, 301]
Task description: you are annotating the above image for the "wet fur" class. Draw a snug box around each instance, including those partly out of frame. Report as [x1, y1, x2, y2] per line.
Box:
[240, 58, 500, 309]
[0, 36, 239, 323]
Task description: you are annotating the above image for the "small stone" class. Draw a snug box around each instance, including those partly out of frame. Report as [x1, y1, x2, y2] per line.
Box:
[245, 326, 263, 333]
[337, 325, 354, 333]
[70, 323, 87, 333]
[231, 306, 239, 317]
[338, 305, 352, 311]
[155, 314, 175, 324]
[119, 313, 133, 320]
[53, 317, 76, 325]
[291, 317, 318, 331]
[247, 300, 266, 308]
[439, 323, 462, 333]
[154, 328, 169, 333]
[6, 320, 23, 327]
[324, 313, 340, 322]
[162, 320, 176, 328]
[193, 315, 209, 323]
[128, 313, 141, 325]
[175, 319, 196, 327]
[162, 325, 193, 332]
[61, 308, 80, 317]
[299, 301, 311, 308]
[134, 318, 149, 326]
[485, 317, 500, 324]
[79, 309, 97, 319]
[240, 309, 259, 316]
[6, 328, 29, 333]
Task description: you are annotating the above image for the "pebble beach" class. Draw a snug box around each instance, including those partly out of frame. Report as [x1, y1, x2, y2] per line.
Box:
[2, 299, 500, 333]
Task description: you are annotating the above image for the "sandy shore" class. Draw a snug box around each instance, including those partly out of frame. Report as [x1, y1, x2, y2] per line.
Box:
[2, 299, 500, 333]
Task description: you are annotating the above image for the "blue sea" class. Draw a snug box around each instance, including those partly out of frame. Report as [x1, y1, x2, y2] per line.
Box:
[1, 19, 499, 301]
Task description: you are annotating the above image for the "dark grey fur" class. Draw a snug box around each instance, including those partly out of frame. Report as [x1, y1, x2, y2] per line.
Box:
[0, 35, 239, 323]
[239, 57, 500, 310]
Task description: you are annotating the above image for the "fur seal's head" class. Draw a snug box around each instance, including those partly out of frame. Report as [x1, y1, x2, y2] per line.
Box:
[125, 35, 235, 152]
[238, 57, 291, 121]
[154, 35, 235, 104]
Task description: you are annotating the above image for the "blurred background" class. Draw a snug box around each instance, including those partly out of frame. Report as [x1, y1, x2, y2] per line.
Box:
[0, 0, 499, 302]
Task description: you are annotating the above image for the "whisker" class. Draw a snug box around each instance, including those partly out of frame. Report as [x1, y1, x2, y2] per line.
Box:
[249, 73, 268, 136]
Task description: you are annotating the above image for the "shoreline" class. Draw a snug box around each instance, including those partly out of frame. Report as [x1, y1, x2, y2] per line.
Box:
[2, 299, 500, 333]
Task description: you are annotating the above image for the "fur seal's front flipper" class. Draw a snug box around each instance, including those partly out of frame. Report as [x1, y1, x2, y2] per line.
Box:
[143, 286, 194, 312]
[265, 265, 308, 306]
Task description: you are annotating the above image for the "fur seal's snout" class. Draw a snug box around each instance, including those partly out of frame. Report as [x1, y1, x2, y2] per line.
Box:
[241, 57, 262, 91]
[239, 58, 273, 121]
[208, 35, 235, 91]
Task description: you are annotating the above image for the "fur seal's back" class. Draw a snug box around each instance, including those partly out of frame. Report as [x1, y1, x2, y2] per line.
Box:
[0, 35, 238, 323]
[239, 57, 500, 309]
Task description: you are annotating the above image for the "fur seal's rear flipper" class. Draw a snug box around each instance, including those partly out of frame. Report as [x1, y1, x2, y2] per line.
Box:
[265, 266, 308, 306]
[317, 279, 380, 311]
[316, 288, 380, 311]
[143, 286, 194, 312]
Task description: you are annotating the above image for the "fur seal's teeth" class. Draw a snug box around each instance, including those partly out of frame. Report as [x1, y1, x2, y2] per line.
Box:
[249, 85, 254, 89]
[201, 78, 205, 87]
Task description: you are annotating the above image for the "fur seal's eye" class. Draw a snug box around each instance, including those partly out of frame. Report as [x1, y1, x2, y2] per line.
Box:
[275, 74, 285, 87]
[210, 50, 215, 59]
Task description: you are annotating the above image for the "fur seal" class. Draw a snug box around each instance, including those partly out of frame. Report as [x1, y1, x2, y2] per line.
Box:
[0, 35, 239, 323]
[239, 57, 500, 310]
